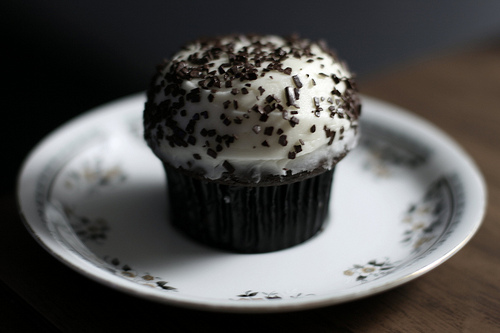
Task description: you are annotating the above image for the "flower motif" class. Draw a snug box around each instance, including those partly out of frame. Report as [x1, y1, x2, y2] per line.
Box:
[344, 259, 396, 282]
[63, 159, 126, 193]
[62, 204, 110, 244]
[104, 257, 177, 291]
[232, 290, 313, 301]
[235, 290, 262, 300]
[359, 130, 429, 179]
[401, 178, 451, 252]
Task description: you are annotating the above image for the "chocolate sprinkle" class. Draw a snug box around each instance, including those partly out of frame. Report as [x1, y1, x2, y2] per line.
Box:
[264, 126, 274, 135]
[207, 148, 217, 158]
[222, 160, 235, 173]
[285, 87, 299, 108]
[292, 75, 303, 88]
[294, 87, 300, 100]
[323, 125, 336, 145]
[264, 94, 276, 104]
[289, 116, 300, 127]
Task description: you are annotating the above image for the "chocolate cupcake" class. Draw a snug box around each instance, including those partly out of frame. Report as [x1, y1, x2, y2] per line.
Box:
[143, 34, 361, 253]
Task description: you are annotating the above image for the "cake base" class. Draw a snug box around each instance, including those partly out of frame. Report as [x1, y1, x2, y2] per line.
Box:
[165, 166, 335, 253]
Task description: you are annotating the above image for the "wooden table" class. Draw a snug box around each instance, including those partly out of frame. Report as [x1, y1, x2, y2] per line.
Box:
[2, 41, 499, 332]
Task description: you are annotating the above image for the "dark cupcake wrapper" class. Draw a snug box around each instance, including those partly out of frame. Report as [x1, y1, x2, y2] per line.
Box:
[165, 166, 335, 253]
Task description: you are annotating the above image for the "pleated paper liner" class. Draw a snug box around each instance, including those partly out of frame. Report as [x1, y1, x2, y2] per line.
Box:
[165, 166, 335, 253]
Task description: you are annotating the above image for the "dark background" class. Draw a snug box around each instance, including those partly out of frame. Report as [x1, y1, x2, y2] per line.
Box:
[4, 1, 500, 194]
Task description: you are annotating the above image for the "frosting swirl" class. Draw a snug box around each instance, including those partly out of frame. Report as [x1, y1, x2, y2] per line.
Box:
[144, 35, 361, 184]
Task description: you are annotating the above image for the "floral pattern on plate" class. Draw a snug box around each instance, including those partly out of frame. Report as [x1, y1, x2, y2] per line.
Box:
[103, 257, 177, 291]
[359, 122, 431, 178]
[401, 177, 460, 252]
[231, 290, 314, 301]
[343, 258, 397, 282]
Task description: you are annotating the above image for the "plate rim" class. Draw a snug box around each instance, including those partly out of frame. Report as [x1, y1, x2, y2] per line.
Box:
[16, 93, 487, 313]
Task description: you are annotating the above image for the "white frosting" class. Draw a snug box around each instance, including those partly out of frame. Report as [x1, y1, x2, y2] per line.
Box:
[144, 35, 360, 182]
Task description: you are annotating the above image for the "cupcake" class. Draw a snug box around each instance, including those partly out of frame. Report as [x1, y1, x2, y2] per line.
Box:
[143, 34, 361, 253]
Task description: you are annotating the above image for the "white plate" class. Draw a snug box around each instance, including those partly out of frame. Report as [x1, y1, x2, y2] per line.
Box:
[17, 93, 486, 313]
